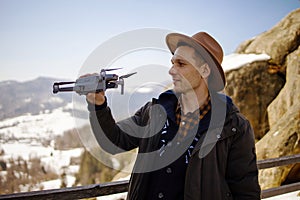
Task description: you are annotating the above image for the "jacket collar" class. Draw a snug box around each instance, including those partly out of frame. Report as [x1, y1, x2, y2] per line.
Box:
[156, 90, 238, 121]
[156, 90, 179, 123]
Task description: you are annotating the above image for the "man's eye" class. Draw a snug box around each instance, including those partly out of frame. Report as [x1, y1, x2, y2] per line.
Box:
[178, 62, 185, 66]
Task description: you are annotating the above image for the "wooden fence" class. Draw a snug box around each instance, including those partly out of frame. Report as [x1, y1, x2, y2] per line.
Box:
[0, 154, 299, 200]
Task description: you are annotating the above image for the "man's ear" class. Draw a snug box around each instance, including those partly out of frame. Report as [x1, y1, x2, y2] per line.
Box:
[199, 63, 211, 78]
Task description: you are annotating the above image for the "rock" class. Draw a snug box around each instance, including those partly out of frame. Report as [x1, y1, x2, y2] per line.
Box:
[235, 8, 300, 66]
[225, 61, 285, 139]
[255, 103, 300, 189]
[224, 8, 300, 189]
[224, 8, 300, 140]
[267, 46, 300, 126]
[256, 40, 300, 190]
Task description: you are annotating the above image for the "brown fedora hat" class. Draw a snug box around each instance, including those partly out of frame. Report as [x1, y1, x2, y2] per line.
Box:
[166, 31, 226, 92]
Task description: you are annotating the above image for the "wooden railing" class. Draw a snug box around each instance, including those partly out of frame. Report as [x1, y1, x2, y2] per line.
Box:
[257, 154, 300, 198]
[0, 154, 299, 200]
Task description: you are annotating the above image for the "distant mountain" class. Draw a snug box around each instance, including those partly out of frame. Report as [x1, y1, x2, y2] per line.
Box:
[0, 77, 72, 121]
[0, 76, 171, 122]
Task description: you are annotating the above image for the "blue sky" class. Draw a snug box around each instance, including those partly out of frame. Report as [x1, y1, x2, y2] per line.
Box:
[0, 0, 299, 82]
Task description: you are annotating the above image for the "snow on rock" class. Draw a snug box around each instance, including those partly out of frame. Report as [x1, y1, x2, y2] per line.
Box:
[222, 53, 271, 72]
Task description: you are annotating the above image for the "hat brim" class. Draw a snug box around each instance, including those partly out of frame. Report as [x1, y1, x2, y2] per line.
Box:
[166, 33, 226, 92]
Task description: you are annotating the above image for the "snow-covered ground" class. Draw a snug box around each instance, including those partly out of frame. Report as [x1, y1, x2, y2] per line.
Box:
[1, 142, 82, 170]
[263, 191, 300, 200]
[0, 103, 76, 140]
[97, 192, 128, 200]
[0, 103, 84, 192]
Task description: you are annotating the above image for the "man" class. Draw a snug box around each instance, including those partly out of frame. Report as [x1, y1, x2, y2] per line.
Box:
[86, 31, 261, 199]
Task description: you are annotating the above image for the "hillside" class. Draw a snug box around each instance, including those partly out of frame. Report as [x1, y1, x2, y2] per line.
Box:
[0, 77, 72, 120]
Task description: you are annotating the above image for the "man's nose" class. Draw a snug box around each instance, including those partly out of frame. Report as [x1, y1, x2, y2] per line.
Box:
[169, 65, 176, 76]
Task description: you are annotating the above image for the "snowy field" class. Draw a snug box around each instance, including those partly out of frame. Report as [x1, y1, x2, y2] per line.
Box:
[0, 103, 76, 140]
[263, 191, 300, 200]
[0, 104, 84, 192]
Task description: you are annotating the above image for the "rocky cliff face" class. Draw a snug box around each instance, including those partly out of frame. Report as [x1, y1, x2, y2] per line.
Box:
[224, 8, 300, 189]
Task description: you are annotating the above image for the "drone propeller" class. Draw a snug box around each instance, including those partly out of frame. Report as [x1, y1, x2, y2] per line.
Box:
[120, 72, 137, 79]
[102, 68, 122, 72]
[116, 72, 137, 95]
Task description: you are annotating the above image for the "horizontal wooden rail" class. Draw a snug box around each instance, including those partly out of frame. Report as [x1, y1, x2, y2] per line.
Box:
[258, 154, 300, 198]
[261, 182, 300, 199]
[0, 180, 129, 200]
[0, 154, 299, 200]
[257, 154, 300, 169]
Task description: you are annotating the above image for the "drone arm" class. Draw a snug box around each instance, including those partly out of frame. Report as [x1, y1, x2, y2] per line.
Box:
[56, 87, 75, 92]
[53, 82, 75, 93]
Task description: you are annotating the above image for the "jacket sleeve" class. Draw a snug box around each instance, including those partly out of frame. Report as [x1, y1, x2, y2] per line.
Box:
[89, 99, 152, 155]
[226, 114, 261, 199]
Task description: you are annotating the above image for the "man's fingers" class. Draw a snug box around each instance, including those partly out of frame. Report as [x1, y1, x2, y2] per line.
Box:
[86, 91, 105, 105]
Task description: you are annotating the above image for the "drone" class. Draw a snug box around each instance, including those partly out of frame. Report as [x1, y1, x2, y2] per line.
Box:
[53, 68, 137, 95]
